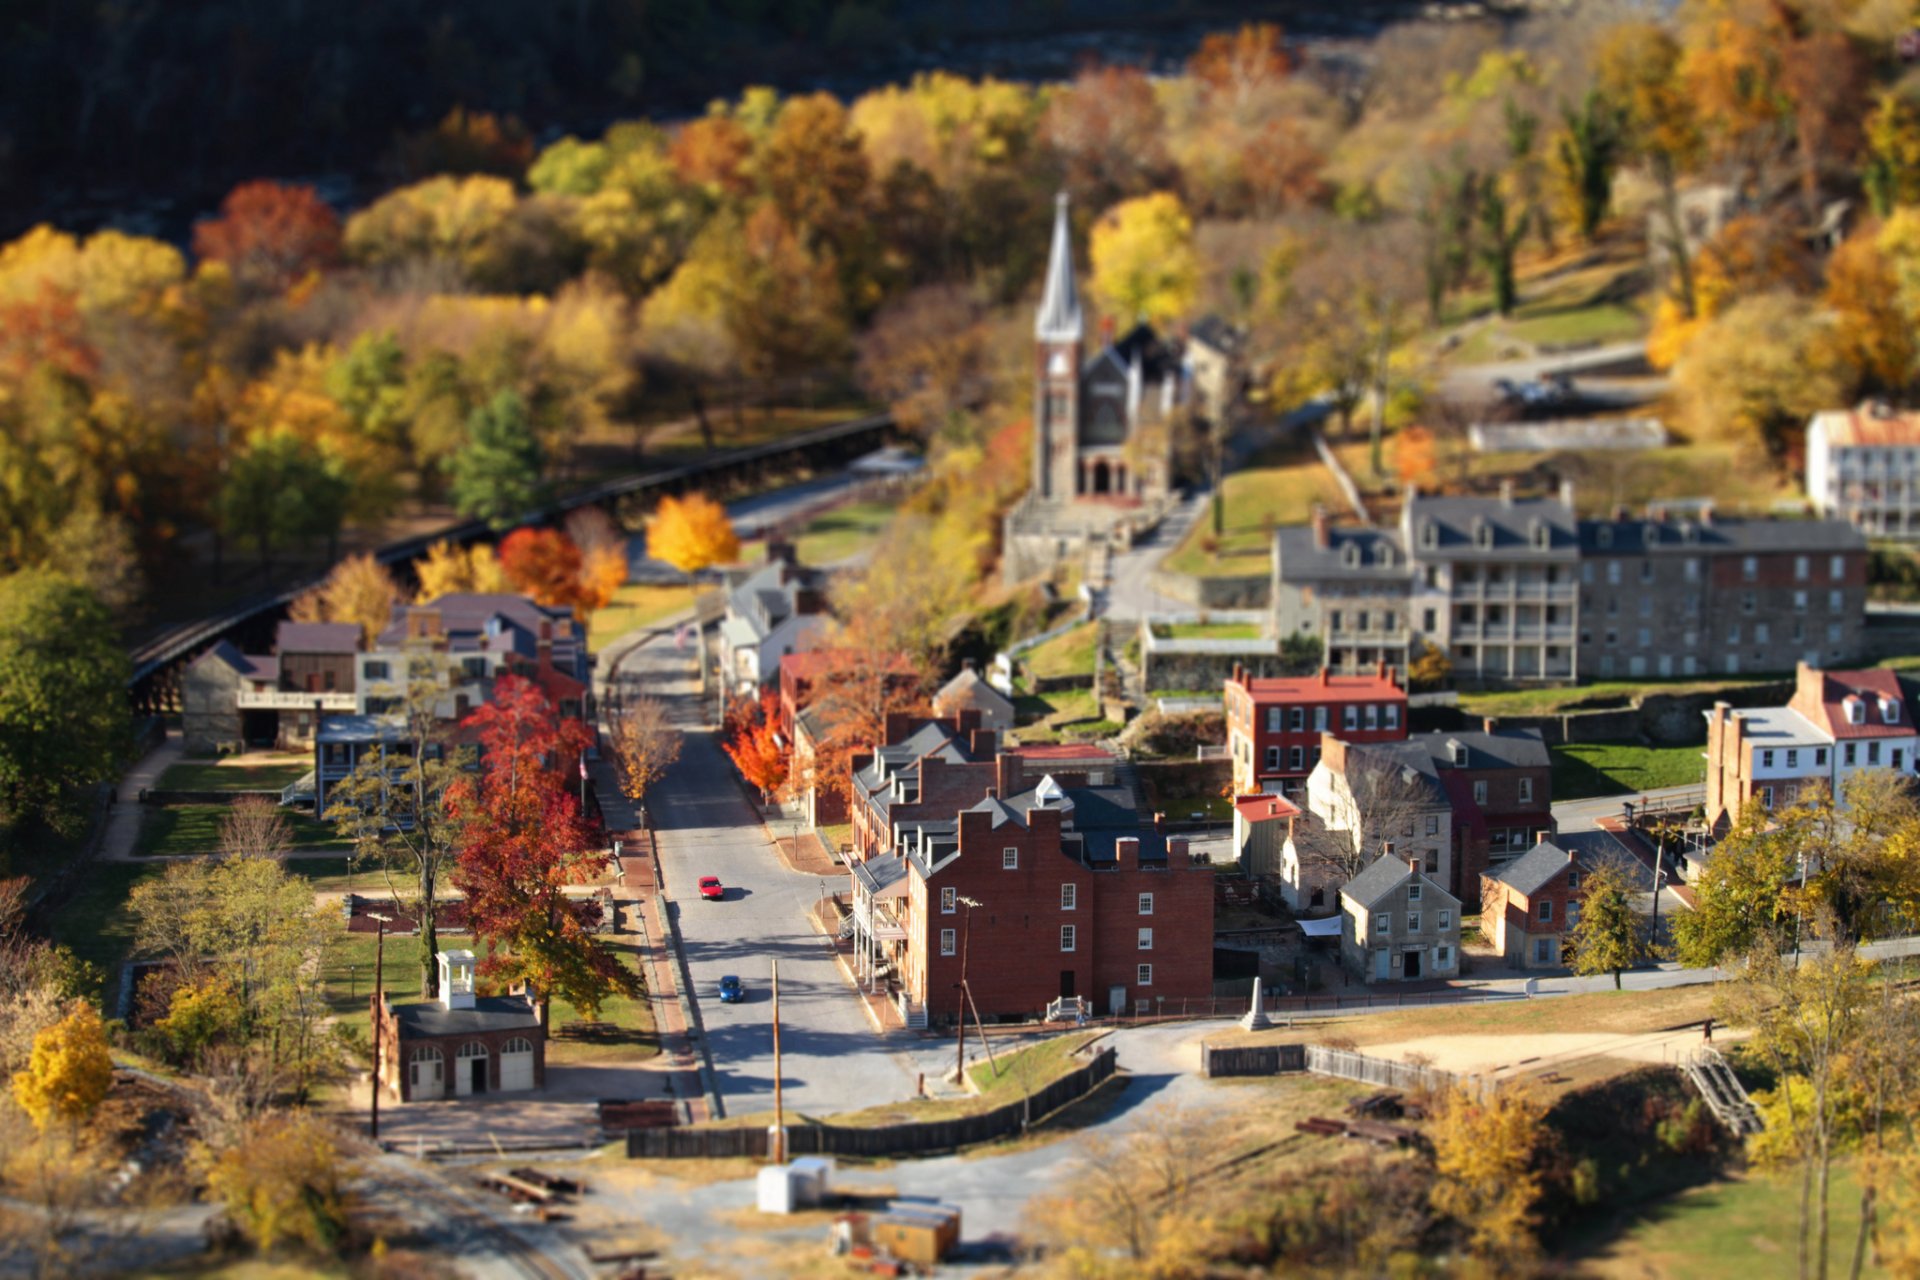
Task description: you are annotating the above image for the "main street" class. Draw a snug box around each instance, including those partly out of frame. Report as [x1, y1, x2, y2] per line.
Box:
[607, 628, 935, 1119]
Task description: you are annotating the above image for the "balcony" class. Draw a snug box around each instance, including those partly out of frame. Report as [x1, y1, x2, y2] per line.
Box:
[237, 688, 356, 711]
[1449, 581, 1578, 603]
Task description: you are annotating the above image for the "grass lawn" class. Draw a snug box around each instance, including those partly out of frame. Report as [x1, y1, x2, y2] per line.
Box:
[587, 582, 698, 651]
[1218, 985, 1719, 1052]
[1507, 300, 1647, 349]
[1160, 622, 1263, 641]
[1581, 1163, 1882, 1279]
[1551, 742, 1706, 801]
[47, 861, 169, 1012]
[1024, 622, 1099, 680]
[131, 804, 351, 858]
[1462, 443, 1796, 518]
[155, 759, 311, 791]
[792, 499, 897, 566]
[969, 1030, 1102, 1095]
[1163, 439, 1350, 579]
[1459, 676, 1770, 718]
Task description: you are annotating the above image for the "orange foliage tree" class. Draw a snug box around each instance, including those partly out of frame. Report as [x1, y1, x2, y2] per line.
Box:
[498, 527, 585, 613]
[192, 181, 342, 289]
[722, 688, 790, 801]
[648, 492, 739, 576]
[1394, 425, 1438, 490]
[564, 507, 629, 613]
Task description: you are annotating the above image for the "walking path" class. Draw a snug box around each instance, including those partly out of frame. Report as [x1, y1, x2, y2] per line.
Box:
[96, 731, 183, 863]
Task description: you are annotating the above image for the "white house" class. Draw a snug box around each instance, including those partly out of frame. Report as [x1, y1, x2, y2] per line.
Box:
[1807, 404, 1920, 539]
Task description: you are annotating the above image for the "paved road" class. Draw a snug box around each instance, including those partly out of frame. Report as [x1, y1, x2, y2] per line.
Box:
[1551, 782, 1700, 833]
[612, 630, 929, 1118]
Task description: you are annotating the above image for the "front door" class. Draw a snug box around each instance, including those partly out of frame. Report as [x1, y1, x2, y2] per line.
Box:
[1404, 949, 1422, 979]
[1373, 950, 1390, 981]
[1059, 969, 1075, 998]
[470, 1057, 488, 1095]
[1109, 985, 1127, 1016]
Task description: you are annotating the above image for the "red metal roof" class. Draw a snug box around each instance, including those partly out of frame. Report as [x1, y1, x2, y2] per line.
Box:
[1797, 667, 1912, 739]
[1233, 793, 1301, 824]
[1228, 671, 1404, 704]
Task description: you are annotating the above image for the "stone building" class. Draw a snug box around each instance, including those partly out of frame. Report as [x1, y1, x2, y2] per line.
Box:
[181, 621, 361, 754]
[1339, 851, 1462, 984]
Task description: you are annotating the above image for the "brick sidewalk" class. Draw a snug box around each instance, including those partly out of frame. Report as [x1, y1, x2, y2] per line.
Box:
[615, 829, 710, 1123]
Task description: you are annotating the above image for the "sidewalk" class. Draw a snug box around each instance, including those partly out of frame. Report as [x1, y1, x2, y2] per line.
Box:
[98, 730, 184, 863]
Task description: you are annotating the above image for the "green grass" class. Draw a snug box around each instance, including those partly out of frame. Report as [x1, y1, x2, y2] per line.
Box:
[586, 582, 698, 651]
[1458, 444, 1796, 519]
[1583, 1163, 1883, 1279]
[1024, 622, 1099, 680]
[792, 499, 897, 566]
[47, 861, 169, 1012]
[1551, 742, 1706, 801]
[155, 759, 311, 791]
[1160, 623, 1263, 641]
[1459, 676, 1771, 718]
[1506, 300, 1647, 349]
[131, 804, 352, 858]
[1163, 440, 1350, 579]
[969, 1030, 1101, 1094]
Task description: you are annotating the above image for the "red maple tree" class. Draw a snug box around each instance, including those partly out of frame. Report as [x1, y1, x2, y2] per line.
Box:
[449, 675, 636, 1019]
[498, 527, 585, 613]
[723, 688, 790, 801]
[193, 180, 342, 288]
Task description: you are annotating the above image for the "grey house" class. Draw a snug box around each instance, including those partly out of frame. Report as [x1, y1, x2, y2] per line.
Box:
[1339, 850, 1462, 984]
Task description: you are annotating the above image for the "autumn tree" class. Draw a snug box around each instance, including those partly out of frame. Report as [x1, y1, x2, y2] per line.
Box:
[723, 688, 790, 802]
[648, 492, 739, 576]
[450, 675, 637, 1020]
[1671, 803, 1804, 968]
[11, 1004, 112, 1131]
[1671, 291, 1842, 454]
[1043, 65, 1172, 207]
[288, 553, 401, 646]
[1088, 191, 1199, 327]
[1597, 22, 1701, 314]
[1552, 90, 1622, 244]
[498, 527, 585, 612]
[219, 796, 293, 862]
[565, 506, 630, 613]
[448, 390, 544, 530]
[200, 1111, 353, 1255]
[414, 540, 511, 602]
[1429, 1086, 1545, 1266]
[1394, 424, 1437, 490]
[1864, 86, 1920, 215]
[0, 569, 130, 843]
[1407, 641, 1452, 693]
[1024, 1104, 1223, 1267]
[325, 650, 469, 998]
[610, 697, 682, 812]
[1821, 226, 1914, 398]
[1566, 855, 1648, 989]
[855, 284, 992, 441]
[192, 180, 342, 290]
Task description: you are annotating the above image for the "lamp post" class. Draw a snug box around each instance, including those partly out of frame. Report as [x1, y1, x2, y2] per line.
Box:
[1649, 829, 1667, 947]
[954, 896, 982, 1082]
[367, 911, 393, 1142]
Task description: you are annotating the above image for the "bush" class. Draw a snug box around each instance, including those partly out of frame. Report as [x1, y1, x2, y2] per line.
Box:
[201, 1111, 354, 1255]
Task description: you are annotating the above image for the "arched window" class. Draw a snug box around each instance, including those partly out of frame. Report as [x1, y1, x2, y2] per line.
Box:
[410, 1046, 444, 1065]
[502, 1037, 534, 1055]
[457, 1041, 489, 1060]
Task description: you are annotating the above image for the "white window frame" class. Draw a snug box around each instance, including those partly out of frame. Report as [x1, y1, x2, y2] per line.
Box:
[1060, 924, 1076, 952]
[1002, 846, 1018, 870]
[1538, 900, 1553, 922]
[1407, 911, 1422, 932]
[1137, 964, 1153, 987]
[1138, 927, 1153, 951]
[1407, 881, 1422, 902]
[941, 887, 956, 914]
[1473, 780, 1488, 805]
[1060, 883, 1077, 911]
[1138, 893, 1154, 915]
[1518, 777, 1533, 803]
[1435, 944, 1453, 968]
[1373, 912, 1390, 937]
[1438, 910, 1451, 931]
[940, 928, 957, 956]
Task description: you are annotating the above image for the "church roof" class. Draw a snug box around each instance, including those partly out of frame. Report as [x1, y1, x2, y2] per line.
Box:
[1035, 192, 1083, 342]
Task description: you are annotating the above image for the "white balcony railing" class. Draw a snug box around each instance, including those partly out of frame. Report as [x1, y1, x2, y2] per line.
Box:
[237, 689, 356, 711]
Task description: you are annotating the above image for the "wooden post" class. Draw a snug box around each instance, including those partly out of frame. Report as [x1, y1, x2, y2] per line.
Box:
[771, 958, 785, 1163]
[369, 912, 391, 1141]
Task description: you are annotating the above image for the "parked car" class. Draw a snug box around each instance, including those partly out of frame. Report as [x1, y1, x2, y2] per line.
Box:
[698, 875, 724, 901]
[718, 975, 745, 1003]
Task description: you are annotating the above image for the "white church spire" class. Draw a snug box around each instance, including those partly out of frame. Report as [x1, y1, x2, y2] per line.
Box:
[1035, 192, 1083, 342]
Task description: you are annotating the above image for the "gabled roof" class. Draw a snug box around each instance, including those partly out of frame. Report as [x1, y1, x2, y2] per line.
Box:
[1189, 314, 1245, 358]
[1273, 524, 1415, 582]
[1796, 667, 1910, 739]
[193, 640, 277, 682]
[1404, 493, 1578, 559]
[275, 621, 361, 654]
[1234, 793, 1301, 825]
[934, 666, 1014, 718]
[1489, 840, 1578, 898]
[1341, 853, 1411, 908]
[1810, 405, 1920, 448]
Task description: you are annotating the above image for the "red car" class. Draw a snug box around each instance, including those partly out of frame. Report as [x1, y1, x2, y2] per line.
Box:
[698, 875, 724, 901]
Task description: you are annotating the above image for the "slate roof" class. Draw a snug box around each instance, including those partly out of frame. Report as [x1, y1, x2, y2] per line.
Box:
[934, 666, 1014, 720]
[1273, 523, 1416, 582]
[1576, 515, 1866, 555]
[1341, 853, 1412, 908]
[1404, 493, 1579, 558]
[1489, 840, 1578, 898]
[1189, 314, 1246, 358]
[275, 621, 361, 654]
[381, 594, 587, 677]
[390, 995, 541, 1040]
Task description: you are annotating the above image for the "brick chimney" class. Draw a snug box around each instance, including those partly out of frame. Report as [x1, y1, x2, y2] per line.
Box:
[1375, 658, 1387, 681]
[996, 752, 1021, 797]
[1318, 667, 1329, 688]
[1700, 502, 1716, 526]
[1406, 851, 1422, 877]
[793, 588, 827, 616]
[767, 539, 797, 566]
[1168, 835, 1189, 863]
[1310, 504, 1330, 550]
[1231, 662, 1245, 687]
[884, 711, 915, 744]
[1116, 836, 1140, 866]
[969, 728, 997, 759]
[958, 709, 982, 735]
[1483, 716, 1498, 733]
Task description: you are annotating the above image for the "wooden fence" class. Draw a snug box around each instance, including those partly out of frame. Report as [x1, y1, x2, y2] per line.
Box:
[626, 1047, 1118, 1159]
[1306, 1045, 1467, 1095]
[1201, 1043, 1306, 1078]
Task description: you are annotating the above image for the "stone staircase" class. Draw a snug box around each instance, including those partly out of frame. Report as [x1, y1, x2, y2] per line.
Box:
[898, 995, 928, 1029]
[1683, 1047, 1764, 1135]
[1084, 537, 1113, 593]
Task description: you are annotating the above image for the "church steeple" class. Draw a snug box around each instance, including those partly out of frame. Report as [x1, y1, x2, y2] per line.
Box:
[1035, 192, 1083, 342]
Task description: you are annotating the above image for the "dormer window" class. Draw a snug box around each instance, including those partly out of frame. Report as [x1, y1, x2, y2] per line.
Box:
[1378, 544, 1395, 567]
[1883, 698, 1900, 725]
[1343, 542, 1362, 568]
[1448, 740, 1467, 766]
[1419, 520, 1438, 551]
[1531, 521, 1549, 551]
[1474, 519, 1493, 550]
[1596, 526, 1613, 549]
[1848, 698, 1866, 725]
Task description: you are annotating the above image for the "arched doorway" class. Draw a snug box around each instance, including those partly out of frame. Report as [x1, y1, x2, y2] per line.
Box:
[1091, 459, 1112, 494]
[456, 1041, 489, 1096]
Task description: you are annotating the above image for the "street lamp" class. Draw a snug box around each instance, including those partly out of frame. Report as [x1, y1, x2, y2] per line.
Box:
[954, 896, 982, 1082]
[367, 912, 393, 1142]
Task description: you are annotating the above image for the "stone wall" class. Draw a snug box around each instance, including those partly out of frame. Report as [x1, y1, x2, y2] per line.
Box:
[1148, 569, 1270, 609]
[1478, 678, 1797, 746]
[1142, 648, 1287, 694]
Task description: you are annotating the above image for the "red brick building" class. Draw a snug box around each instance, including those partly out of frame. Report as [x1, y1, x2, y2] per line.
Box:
[1224, 664, 1407, 798]
[1481, 840, 1588, 969]
[374, 951, 547, 1101]
[778, 650, 922, 826]
[847, 740, 1210, 1023]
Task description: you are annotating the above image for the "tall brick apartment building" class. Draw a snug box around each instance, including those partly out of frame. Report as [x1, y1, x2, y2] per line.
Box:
[1223, 663, 1407, 797]
[846, 719, 1209, 1023]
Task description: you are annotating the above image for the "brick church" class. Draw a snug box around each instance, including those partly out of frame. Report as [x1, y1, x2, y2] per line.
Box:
[1003, 193, 1239, 583]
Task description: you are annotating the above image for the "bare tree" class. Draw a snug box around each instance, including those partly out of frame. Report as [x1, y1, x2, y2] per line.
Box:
[1023, 1104, 1222, 1263]
[1300, 750, 1442, 884]
[218, 796, 292, 861]
[610, 696, 683, 813]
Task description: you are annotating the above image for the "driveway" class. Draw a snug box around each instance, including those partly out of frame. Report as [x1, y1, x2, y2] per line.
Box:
[613, 631, 927, 1119]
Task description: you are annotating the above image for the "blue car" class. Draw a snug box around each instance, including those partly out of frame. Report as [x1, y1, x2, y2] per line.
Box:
[718, 975, 745, 1004]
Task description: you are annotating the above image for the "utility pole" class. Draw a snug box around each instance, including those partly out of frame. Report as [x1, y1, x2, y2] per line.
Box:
[955, 896, 981, 1082]
[368, 912, 393, 1142]
[1649, 831, 1667, 946]
[771, 958, 785, 1163]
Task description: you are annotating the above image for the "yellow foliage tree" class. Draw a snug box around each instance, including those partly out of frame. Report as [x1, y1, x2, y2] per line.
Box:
[647, 492, 739, 575]
[11, 1004, 113, 1131]
[289, 553, 401, 645]
[1429, 1086, 1545, 1268]
[200, 1111, 353, 1254]
[414, 540, 511, 602]
[1088, 191, 1199, 327]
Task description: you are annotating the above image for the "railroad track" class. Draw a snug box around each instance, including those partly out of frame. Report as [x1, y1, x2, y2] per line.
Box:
[349, 1142, 589, 1280]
